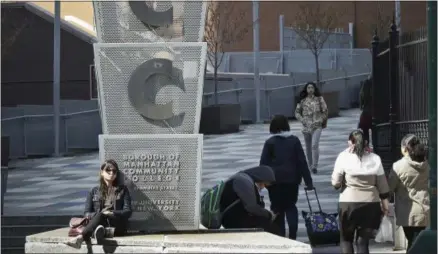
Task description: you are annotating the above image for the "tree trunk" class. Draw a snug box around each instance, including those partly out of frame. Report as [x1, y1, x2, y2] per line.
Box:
[314, 53, 321, 88]
[214, 52, 219, 105]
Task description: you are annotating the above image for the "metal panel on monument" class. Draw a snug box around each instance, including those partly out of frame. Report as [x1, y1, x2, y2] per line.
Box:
[94, 42, 207, 134]
[93, 1, 207, 43]
[99, 134, 203, 231]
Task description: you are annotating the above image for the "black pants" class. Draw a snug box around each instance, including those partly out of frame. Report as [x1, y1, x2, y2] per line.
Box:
[340, 227, 374, 254]
[272, 205, 298, 239]
[82, 212, 125, 240]
[268, 184, 300, 239]
[403, 226, 426, 251]
[358, 112, 371, 145]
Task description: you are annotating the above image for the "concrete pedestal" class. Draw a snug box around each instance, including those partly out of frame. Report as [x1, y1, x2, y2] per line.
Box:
[25, 228, 312, 253]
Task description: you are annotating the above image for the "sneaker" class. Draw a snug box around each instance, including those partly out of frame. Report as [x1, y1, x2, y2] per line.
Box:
[66, 236, 83, 249]
[94, 225, 105, 244]
[311, 167, 318, 174]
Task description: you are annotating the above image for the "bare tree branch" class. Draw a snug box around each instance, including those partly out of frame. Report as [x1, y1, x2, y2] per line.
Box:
[362, 2, 393, 47]
[203, 1, 251, 104]
[1, 8, 33, 59]
[291, 3, 343, 85]
[292, 3, 342, 57]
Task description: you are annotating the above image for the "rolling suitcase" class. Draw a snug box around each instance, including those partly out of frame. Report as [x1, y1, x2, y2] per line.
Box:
[301, 188, 340, 247]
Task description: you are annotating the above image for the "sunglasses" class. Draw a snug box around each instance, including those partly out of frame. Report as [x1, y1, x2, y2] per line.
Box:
[104, 168, 118, 174]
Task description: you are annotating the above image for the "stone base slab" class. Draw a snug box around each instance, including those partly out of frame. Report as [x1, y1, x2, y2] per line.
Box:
[25, 228, 312, 253]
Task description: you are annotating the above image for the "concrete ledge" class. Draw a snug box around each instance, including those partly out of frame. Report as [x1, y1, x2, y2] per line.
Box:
[25, 242, 162, 253]
[25, 228, 312, 253]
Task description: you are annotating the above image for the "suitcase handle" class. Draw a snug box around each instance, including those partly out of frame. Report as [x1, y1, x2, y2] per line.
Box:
[304, 188, 322, 213]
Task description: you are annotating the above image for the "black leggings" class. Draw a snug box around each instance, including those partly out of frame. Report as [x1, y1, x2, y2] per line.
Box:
[340, 227, 374, 254]
[82, 213, 109, 240]
[403, 226, 425, 251]
[82, 213, 125, 240]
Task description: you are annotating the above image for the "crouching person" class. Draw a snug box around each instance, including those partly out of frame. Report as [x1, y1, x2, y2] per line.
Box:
[67, 159, 132, 248]
[220, 165, 277, 232]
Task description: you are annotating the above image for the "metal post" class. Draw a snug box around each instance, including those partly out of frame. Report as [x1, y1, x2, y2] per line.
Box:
[53, 1, 61, 157]
[370, 31, 379, 147]
[408, 1, 437, 253]
[395, 0, 401, 34]
[279, 15, 284, 74]
[252, 0, 261, 123]
[427, 1, 437, 232]
[388, 20, 399, 166]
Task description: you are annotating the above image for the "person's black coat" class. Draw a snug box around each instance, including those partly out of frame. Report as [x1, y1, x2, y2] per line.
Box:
[84, 185, 132, 229]
[220, 166, 275, 228]
[260, 133, 313, 210]
[260, 133, 313, 185]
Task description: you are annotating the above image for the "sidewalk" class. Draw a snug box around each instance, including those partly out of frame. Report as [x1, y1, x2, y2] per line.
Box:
[4, 109, 405, 253]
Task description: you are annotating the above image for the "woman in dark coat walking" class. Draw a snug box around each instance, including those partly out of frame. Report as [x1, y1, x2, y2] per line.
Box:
[260, 115, 314, 239]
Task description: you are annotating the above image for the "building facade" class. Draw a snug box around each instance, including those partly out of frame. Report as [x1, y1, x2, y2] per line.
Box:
[32, 1, 426, 51]
[1, 2, 95, 106]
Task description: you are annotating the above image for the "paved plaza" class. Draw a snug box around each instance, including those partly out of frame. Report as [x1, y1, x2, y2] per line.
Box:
[3, 108, 399, 252]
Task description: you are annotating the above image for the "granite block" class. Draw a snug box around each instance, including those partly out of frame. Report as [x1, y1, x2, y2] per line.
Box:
[163, 232, 312, 253]
[162, 247, 304, 253]
[26, 228, 164, 247]
[25, 228, 312, 254]
[25, 242, 162, 253]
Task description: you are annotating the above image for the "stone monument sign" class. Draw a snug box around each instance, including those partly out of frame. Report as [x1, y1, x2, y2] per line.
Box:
[93, 1, 207, 232]
[99, 134, 202, 231]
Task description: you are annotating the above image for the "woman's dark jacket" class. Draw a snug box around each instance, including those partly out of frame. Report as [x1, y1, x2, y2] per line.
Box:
[260, 133, 313, 210]
[260, 133, 313, 185]
[84, 185, 132, 229]
[220, 166, 275, 228]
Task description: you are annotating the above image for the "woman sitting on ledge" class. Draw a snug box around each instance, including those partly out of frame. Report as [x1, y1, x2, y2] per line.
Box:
[67, 159, 132, 248]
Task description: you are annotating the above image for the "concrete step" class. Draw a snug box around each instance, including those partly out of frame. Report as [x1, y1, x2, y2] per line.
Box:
[2, 225, 65, 237]
[1, 215, 77, 226]
[1, 215, 80, 253]
[1, 247, 24, 254]
[2, 236, 25, 248]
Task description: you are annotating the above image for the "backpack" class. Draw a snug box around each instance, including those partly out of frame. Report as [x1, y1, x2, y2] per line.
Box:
[200, 180, 239, 229]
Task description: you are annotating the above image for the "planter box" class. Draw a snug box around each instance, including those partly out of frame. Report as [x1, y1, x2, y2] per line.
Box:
[1, 136, 10, 167]
[200, 104, 241, 135]
[323, 91, 340, 118]
[1, 167, 7, 215]
[1, 136, 9, 215]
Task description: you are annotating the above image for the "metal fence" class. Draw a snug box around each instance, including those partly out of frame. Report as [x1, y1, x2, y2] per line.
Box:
[2, 109, 101, 159]
[3, 72, 368, 159]
[210, 49, 371, 75]
[371, 23, 428, 173]
[203, 72, 369, 123]
[283, 27, 352, 50]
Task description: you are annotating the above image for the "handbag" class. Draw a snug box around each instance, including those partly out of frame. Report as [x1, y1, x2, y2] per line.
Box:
[319, 97, 328, 129]
[68, 217, 89, 237]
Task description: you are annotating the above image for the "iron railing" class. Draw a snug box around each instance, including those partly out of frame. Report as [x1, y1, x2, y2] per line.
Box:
[203, 72, 369, 122]
[1, 109, 101, 159]
[372, 23, 429, 173]
[3, 72, 368, 159]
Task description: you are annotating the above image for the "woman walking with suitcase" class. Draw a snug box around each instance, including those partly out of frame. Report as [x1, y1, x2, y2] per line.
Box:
[260, 115, 314, 239]
[331, 130, 390, 254]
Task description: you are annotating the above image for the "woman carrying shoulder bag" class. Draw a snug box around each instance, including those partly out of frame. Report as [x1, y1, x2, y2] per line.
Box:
[295, 82, 328, 174]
